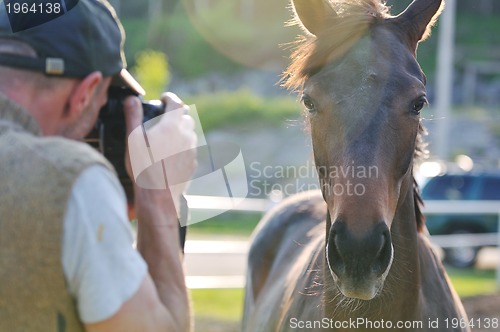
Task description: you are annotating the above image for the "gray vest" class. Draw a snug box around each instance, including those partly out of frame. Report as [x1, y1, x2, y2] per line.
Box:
[0, 94, 114, 331]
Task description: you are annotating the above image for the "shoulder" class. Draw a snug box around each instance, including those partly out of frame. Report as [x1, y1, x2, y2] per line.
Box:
[35, 136, 113, 175]
[71, 164, 124, 202]
[3, 131, 114, 182]
[0, 132, 116, 224]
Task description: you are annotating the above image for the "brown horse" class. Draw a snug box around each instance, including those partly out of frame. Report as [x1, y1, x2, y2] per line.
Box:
[243, 0, 469, 331]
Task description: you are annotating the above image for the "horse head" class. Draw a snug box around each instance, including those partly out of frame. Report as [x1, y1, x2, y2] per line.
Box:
[287, 0, 443, 300]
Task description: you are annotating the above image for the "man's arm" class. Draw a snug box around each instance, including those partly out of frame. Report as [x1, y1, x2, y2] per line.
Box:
[84, 273, 181, 332]
[84, 189, 190, 332]
[135, 187, 191, 331]
[85, 93, 195, 332]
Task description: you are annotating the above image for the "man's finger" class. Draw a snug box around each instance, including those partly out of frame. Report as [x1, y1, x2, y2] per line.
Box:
[123, 96, 144, 136]
[180, 115, 195, 132]
[161, 92, 188, 115]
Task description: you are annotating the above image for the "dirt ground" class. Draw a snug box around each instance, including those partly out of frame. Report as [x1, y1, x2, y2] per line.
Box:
[462, 294, 500, 332]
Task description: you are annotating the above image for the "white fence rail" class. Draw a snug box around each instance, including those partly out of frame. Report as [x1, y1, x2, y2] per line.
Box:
[185, 196, 500, 288]
[423, 201, 500, 248]
[431, 233, 498, 248]
[423, 200, 500, 288]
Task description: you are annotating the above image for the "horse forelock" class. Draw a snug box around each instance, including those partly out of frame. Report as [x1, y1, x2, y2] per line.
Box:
[283, 0, 392, 91]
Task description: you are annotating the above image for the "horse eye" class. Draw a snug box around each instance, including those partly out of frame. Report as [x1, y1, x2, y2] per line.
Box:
[301, 95, 316, 113]
[412, 97, 427, 114]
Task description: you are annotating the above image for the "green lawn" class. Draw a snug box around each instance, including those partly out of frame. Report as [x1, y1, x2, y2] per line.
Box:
[191, 268, 498, 324]
[188, 211, 261, 237]
[447, 268, 498, 298]
[186, 90, 302, 132]
[191, 288, 244, 322]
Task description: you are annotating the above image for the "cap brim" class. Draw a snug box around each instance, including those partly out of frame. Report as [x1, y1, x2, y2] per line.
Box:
[112, 69, 145, 96]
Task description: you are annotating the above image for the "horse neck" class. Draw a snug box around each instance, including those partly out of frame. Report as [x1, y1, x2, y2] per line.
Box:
[390, 171, 422, 295]
[323, 172, 422, 321]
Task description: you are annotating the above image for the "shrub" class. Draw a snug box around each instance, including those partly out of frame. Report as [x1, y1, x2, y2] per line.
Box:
[133, 50, 170, 99]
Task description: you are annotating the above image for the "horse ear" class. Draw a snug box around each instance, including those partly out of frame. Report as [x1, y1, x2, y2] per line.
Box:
[393, 0, 444, 48]
[291, 0, 337, 36]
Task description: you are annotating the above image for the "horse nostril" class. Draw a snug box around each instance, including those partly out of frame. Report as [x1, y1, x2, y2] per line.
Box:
[327, 226, 346, 277]
[374, 232, 387, 258]
[373, 230, 392, 276]
[328, 221, 393, 278]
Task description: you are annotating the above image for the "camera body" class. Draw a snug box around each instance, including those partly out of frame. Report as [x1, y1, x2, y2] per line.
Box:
[84, 86, 163, 195]
[85, 86, 188, 250]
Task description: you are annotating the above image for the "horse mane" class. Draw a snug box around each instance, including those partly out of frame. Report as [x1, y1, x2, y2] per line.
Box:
[283, 0, 391, 91]
[284, 0, 429, 232]
[414, 122, 428, 233]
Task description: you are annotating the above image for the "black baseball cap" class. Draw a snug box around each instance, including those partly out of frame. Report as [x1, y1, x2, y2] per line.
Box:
[0, 0, 145, 95]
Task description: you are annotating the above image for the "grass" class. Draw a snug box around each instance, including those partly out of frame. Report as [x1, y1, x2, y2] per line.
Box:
[186, 90, 302, 132]
[188, 211, 261, 237]
[191, 288, 244, 322]
[447, 267, 498, 298]
[190, 269, 498, 324]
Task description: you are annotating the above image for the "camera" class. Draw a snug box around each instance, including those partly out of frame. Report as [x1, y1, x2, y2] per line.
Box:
[85, 86, 188, 251]
[84, 86, 164, 199]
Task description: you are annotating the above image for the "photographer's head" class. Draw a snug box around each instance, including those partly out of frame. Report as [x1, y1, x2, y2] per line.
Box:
[0, 0, 144, 139]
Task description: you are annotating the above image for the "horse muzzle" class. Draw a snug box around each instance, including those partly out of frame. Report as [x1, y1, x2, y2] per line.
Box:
[326, 220, 394, 300]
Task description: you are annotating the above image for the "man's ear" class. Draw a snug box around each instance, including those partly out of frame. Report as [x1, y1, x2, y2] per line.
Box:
[65, 71, 103, 118]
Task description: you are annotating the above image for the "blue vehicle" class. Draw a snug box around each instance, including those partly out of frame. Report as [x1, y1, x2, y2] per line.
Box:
[421, 173, 500, 268]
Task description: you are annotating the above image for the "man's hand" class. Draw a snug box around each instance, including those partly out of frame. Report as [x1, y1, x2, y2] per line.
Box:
[123, 92, 197, 214]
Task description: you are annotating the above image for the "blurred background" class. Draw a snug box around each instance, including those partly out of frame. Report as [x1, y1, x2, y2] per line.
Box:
[111, 0, 500, 330]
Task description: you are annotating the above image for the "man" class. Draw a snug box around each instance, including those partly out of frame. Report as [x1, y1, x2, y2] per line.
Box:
[0, 1, 195, 331]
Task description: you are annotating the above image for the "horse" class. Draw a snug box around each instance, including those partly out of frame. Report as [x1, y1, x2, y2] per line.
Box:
[242, 0, 469, 331]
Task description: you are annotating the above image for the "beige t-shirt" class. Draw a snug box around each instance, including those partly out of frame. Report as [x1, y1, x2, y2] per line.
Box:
[62, 165, 147, 324]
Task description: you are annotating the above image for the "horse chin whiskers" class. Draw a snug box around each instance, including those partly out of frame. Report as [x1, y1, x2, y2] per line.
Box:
[339, 296, 364, 313]
[328, 277, 388, 317]
[333, 290, 369, 315]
